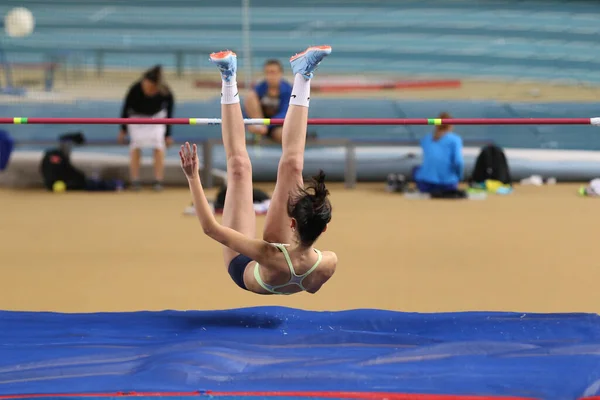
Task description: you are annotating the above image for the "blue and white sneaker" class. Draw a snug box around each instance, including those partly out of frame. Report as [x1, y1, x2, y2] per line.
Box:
[290, 45, 332, 79]
[209, 50, 237, 82]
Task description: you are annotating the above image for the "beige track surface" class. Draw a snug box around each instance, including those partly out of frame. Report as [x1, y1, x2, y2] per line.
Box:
[7, 67, 600, 102]
[0, 183, 596, 314]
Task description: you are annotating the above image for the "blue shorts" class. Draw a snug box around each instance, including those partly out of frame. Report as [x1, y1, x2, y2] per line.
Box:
[416, 181, 458, 193]
[412, 166, 457, 193]
[228, 254, 253, 291]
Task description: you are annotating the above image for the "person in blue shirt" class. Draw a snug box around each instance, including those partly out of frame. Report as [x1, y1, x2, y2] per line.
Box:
[413, 112, 464, 193]
[243, 59, 292, 143]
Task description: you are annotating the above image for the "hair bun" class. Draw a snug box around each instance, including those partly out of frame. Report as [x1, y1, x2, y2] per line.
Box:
[144, 65, 163, 84]
[311, 170, 329, 201]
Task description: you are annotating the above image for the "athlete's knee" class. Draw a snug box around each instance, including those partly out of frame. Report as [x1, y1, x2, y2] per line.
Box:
[244, 92, 259, 110]
[279, 155, 303, 176]
[227, 155, 252, 180]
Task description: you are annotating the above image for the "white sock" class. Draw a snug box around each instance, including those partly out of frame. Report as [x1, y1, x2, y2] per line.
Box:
[289, 73, 311, 107]
[221, 76, 239, 104]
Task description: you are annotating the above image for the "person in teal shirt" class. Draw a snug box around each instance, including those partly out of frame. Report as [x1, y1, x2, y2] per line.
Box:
[413, 112, 464, 193]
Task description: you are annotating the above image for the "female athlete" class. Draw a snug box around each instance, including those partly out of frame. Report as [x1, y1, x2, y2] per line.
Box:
[179, 45, 337, 295]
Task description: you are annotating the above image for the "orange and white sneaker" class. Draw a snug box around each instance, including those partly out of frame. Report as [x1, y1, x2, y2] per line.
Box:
[290, 45, 332, 79]
[209, 50, 237, 82]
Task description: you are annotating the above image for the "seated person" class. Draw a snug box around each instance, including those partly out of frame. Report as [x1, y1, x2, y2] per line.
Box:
[413, 112, 464, 193]
[243, 59, 292, 143]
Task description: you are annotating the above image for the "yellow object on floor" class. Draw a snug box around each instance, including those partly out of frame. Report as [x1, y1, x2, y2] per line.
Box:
[52, 180, 66, 193]
[469, 179, 513, 195]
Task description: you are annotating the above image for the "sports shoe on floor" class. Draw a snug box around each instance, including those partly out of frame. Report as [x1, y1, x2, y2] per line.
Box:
[130, 180, 142, 191]
[386, 173, 407, 193]
[153, 181, 164, 192]
[386, 173, 398, 193]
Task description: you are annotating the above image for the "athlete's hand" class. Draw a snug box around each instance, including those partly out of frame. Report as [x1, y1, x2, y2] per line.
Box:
[249, 125, 268, 136]
[179, 142, 200, 179]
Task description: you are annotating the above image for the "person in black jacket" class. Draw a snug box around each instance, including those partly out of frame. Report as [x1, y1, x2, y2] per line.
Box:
[118, 65, 175, 191]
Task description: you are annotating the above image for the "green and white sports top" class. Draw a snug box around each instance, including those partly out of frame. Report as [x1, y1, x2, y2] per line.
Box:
[253, 243, 322, 295]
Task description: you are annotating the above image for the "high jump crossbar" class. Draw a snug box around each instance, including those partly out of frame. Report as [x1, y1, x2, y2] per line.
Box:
[2, 117, 600, 126]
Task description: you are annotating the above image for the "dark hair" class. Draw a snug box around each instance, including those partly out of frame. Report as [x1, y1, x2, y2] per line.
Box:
[142, 65, 171, 95]
[287, 170, 332, 247]
[143, 65, 162, 84]
[437, 111, 452, 131]
[264, 59, 284, 72]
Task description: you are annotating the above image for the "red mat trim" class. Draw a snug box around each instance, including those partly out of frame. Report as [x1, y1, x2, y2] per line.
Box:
[0, 391, 536, 400]
[210, 391, 533, 399]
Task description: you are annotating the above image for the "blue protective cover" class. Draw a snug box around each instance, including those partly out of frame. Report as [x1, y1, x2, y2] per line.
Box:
[1, 307, 600, 400]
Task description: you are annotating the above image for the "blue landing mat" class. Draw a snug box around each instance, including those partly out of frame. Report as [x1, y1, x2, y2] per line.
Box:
[1, 307, 600, 400]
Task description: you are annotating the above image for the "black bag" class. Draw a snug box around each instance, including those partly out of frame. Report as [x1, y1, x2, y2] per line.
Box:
[214, 186, 270, 210]
[470, 144, 512, 185]
[39, 131, 90, 191]
[39, 148, 87, 190]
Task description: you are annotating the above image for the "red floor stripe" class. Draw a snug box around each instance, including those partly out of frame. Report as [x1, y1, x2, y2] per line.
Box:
[193, 79, 462, 92]
[208, 391, 534, 399]
[312, 80, 462, 92]
[0, 391, 536, 400]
